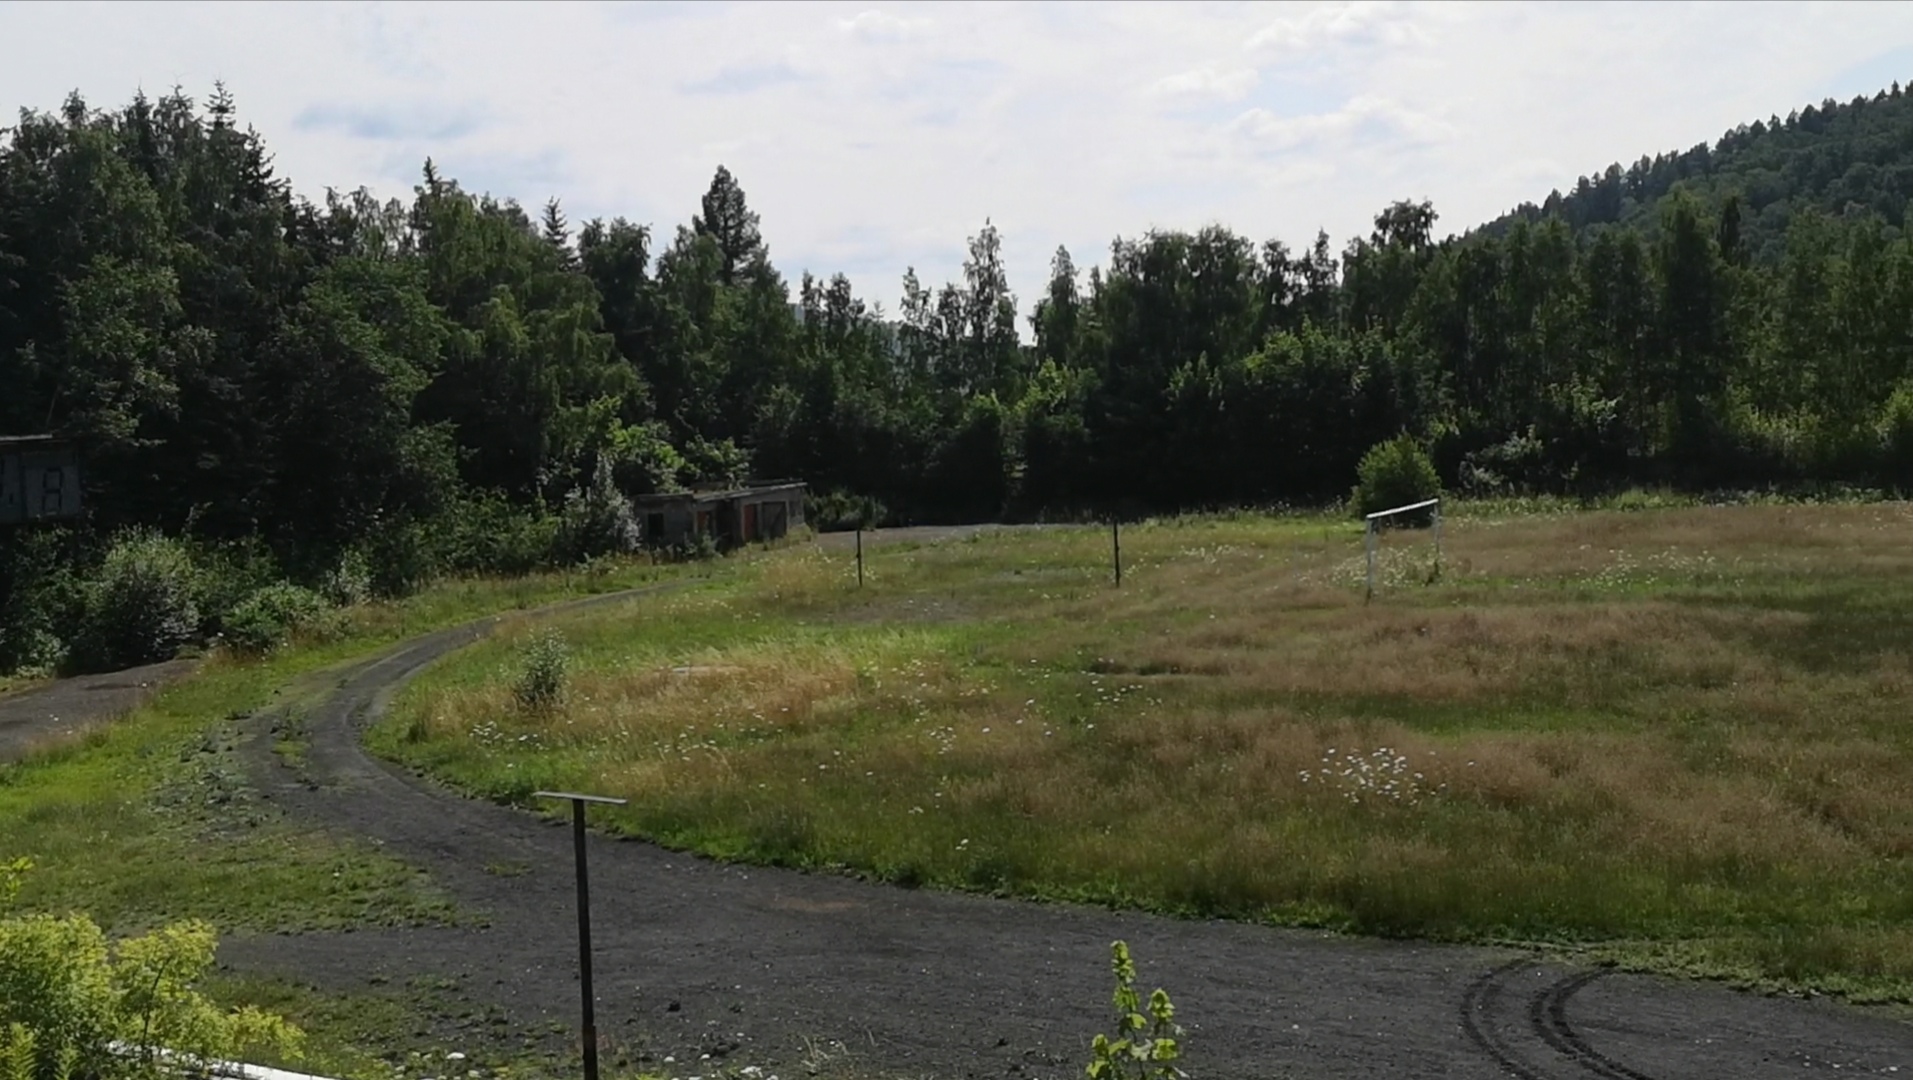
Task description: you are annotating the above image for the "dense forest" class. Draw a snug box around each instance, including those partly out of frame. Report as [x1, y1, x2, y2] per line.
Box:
[4, 80, 1913, 672]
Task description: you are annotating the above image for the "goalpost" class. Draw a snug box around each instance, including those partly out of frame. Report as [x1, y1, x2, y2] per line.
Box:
[1364, 497, 1441, 602]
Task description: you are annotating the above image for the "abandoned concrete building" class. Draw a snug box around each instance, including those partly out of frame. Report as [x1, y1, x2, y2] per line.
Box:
[634, 481, 807, 549]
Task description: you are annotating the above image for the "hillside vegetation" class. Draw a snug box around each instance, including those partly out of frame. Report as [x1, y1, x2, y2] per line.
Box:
[1487, 81, 1913, 259]
[7, 79, 1913, 679]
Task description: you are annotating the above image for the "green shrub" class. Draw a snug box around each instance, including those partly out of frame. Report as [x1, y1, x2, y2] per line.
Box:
[0, 861, 301, 1080]
[1351, 434, 1442, 522]
[669, 530, 721, 563]
[0, 916, 301, 1080]
[221, 583, 333, 656]
[554, 459, 641, 565]
[67, 530, 201, 673]
[1458, 428, 1545, 496]
[430, 494, 560, 577]
[360, 519, 437, 599]
[318, 549, 374, 608]
[1877, 381, 1913, 492]
[807, 490, 887, 533]
[0, 858, 27, 906]
[512, 630, 570, 712]
[0, 531, 83, 676]
[189, 538, 281, 640]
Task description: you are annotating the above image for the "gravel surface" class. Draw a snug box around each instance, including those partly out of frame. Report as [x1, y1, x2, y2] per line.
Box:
[0, 657, 198, 763]
[214, 587, 1913, 1080]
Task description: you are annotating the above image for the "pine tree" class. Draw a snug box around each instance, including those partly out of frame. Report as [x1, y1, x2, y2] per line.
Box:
[541, 198, 575, 267]
[692, 165, 763, 286]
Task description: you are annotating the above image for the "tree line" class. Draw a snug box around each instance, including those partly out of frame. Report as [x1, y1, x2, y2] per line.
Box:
[4, 83, 1913, 668]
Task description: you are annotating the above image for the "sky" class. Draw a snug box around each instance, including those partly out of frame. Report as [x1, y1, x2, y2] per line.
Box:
[4, 1, 1913, 320]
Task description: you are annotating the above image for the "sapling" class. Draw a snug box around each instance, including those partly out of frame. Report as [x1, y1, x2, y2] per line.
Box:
[1086, 941, 1184, 1080]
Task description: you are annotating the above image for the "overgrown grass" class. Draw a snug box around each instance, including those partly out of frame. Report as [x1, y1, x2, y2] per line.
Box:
[206, 972, 901, 1080]
[0, 556, 703, 934]
[380, 504, 1913, 1001]
[0, 674, 39, 699]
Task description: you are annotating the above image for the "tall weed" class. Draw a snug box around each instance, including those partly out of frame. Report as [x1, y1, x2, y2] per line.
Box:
[512, 630, 570, 712]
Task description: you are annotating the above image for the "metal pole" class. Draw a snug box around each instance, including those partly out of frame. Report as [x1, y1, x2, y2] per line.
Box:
[535, 791, 627, 1080]
[571, 800, 598, 1080]
[856, 527, 864, 588]
[1365, 521, 1376, 603]
[1112, 518, 1122, 587]
[1432, 501, 1443, 581]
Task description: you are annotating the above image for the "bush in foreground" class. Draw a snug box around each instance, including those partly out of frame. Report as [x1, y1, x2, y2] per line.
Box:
[0, 860, 302, 1080]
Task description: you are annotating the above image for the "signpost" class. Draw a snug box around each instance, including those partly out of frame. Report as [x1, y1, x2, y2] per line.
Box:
[1363, 497, 1442, 603]
[533, 791, 629, 1080]
[0, 436, 82, 524]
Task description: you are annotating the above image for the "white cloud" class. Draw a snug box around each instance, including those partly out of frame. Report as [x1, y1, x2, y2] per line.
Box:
[1149, 66, 1259, 102]
[839, 9, 931, 42]
[1245, 1, 1427, 57]
[1229, 95, 1455, 155]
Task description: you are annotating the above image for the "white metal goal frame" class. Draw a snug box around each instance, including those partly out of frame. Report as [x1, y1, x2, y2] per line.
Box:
[1364, 497, 1441, 602]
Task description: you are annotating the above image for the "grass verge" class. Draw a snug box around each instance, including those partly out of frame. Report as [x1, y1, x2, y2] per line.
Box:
[0, 556, 707, 933]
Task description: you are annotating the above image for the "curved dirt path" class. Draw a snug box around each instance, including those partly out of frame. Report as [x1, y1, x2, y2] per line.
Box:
[224, 588, 1913, 1079]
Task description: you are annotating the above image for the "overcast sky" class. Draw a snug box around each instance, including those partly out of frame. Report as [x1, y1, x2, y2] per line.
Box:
[4, 1, 1912, 318]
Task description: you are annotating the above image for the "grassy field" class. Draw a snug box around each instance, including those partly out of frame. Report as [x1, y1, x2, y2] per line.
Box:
[0, 556, 698, 932]
[377, 501, 1913, 1001]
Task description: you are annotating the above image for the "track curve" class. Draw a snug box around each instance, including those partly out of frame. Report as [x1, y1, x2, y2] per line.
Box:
[224, 586, 1913, 1078]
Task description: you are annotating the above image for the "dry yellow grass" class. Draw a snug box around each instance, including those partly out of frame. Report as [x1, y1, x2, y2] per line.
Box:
[381, 502, 1913, 998]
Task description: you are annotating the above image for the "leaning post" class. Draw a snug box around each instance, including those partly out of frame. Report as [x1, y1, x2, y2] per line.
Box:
[534, 791, 629, 1080]
[856, 527, 864, 588]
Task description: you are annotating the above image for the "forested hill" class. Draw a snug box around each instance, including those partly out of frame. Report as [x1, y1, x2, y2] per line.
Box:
[1484, 81, 1913, 259]
[7, 81, 1913, 676]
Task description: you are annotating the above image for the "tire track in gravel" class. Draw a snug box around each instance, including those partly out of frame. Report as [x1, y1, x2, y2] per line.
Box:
[1529, 972, 1657, 1080]
[222, 583, 1913, 1080]
[1461, 962, 1667, 1080]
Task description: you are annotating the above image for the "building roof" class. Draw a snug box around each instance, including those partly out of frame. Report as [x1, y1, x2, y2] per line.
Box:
[635, 481, 806, 506]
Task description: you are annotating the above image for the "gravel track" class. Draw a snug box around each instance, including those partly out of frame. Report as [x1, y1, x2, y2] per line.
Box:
[0, 657, 198, 764]
[213, 582, 1913, 1079]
